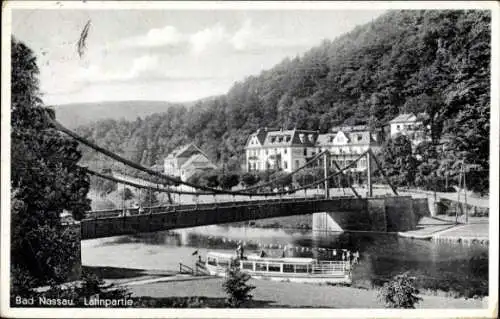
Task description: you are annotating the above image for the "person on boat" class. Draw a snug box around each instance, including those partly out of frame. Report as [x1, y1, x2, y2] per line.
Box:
[236, 241, 245, 259]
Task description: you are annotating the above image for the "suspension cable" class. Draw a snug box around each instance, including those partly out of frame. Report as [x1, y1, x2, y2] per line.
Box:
[46, 112, 295, 196]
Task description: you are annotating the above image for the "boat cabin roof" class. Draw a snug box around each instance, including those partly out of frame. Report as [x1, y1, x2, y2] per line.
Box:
[207, 252, 316, 264]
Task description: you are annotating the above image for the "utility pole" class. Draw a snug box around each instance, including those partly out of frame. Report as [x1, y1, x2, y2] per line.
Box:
[323, 152, 330, 199]
[366, 151, 373, 197]
[456, 161, 463, 224]
[463, 161, 468, 224]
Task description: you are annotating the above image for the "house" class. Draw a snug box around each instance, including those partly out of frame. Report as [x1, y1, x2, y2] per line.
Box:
[245, 126, 382, 173]
[164, 144, 217, 181]
[389, 112, 428, 145]
[316, 125, 384, 172]
[245, 128, 320, 173]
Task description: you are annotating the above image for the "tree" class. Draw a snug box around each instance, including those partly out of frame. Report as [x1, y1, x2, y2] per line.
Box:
[295, 168, 322, 187]
[240, 172, 260, 188]
[222, 265, 256, 308]
[378, 273, 423, 308]
[140, 189, 159, 207]
[218, 172, 240, 190]
[380, 135, 418, 187]
[270, 171, 293, 190]
[11, 38, 90, 293]
[119, 187, 134, 201]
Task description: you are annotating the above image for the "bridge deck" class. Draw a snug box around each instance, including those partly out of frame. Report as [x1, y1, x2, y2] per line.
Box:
[81, 196, 369, 240]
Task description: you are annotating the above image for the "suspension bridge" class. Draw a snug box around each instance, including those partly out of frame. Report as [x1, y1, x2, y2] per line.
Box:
[45, 112, 430, 240]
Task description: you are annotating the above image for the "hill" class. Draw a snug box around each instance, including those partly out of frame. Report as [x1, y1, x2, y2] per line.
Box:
[53, 97, 221, 128]
[73, 10, 490, 193]
[53, 100, 183, 128]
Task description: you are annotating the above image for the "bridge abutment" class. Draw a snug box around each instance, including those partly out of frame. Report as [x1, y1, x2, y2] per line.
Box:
[65, 222, 82, 281]
[312, 197, 425, 233]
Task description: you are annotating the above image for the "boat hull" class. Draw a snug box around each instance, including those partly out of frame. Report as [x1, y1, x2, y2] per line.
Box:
[207, 267, 352, 284]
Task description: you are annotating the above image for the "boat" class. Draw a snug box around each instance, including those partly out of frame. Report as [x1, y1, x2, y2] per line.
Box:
[205, 251, 354, 284]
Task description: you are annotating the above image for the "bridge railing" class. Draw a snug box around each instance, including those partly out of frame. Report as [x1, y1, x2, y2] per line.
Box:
[84, 195, 359, 220]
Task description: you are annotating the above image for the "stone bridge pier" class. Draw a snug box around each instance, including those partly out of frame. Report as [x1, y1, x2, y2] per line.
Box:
[312, 196, 430, 232]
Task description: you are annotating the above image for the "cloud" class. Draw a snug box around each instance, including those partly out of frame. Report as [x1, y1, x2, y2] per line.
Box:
[114, 25, 184, 49]
[111, 19, 311, 57]
[189, 23, 228, 54]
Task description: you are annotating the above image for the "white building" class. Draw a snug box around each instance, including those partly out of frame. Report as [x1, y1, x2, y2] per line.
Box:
[245, 128, 319, 173]
[245, 126, 383, 173]
[389, 113, 428, 145]
[164, 144, 217, 181]
[317, 125, 384, 172]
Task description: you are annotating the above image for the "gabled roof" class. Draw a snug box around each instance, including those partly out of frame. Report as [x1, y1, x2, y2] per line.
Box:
[180, 153, 216, 170]
[264, 129, 319, 147]
[389, 113, 418, 124]
[317, 129, 375, 146]
[166, 143, 209, 160]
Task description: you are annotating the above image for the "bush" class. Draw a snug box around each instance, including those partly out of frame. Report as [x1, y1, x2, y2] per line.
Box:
[378, 273, 423, 308]
[240, 172, 260, 188]
[218, 172, 240, 190]
[222, 265, 255, 308]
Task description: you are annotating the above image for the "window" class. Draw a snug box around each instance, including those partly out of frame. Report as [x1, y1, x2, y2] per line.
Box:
[295, 160, 299, 169]
[295, 264, 308, 273]
[357, 135, 362, 141]
[255, 263, 267, 271]
[207, 258, 217, 266]
[242, 262, 254, 271]
[266, 150, 268, 155]
[284, 161, 288, 169]
[284, 149, 287, 154]
[268, 264, 281, 272]
[283, 264, 295, 273]
[303, 148, 307, 156]
[396, 125, 400, 130]
[218, 260, 230, 267]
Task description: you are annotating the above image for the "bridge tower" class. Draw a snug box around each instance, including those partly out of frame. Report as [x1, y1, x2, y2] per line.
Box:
[323, 152, 330, 199]
[366, 151, 373, 197]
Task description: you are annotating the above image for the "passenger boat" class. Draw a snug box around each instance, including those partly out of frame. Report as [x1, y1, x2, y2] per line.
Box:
[205, 251, 353, 284]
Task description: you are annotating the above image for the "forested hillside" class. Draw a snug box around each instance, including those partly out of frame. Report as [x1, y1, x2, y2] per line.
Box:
[74, 10, 490, 192]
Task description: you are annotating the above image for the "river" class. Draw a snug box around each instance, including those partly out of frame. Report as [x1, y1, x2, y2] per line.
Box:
[81, 224, 488, 297]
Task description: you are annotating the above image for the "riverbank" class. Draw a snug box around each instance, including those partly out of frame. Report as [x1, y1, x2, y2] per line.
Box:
[121, 275, 487, 308]
[398, 216, 489, 245]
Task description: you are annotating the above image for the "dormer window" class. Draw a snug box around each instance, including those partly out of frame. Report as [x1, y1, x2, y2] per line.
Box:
[308, 134, 314, 142]
[357, 135, 362, 141]
[299, 134, 305, 143]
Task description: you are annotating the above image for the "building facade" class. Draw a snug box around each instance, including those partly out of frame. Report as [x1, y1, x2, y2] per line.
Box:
[245, 128, 320, 173]
[245, 126, 383, 173]
[164, 144, 217, 181]
[317, 125, 384, 172]
[389, 113, 428, 145]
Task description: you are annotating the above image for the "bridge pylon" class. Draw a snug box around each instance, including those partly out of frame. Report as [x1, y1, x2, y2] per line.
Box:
[323, 152, 330, 199]
[367, 151, 373, 197]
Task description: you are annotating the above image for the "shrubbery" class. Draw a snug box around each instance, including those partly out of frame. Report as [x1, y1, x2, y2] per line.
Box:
[223, 265, 256, 308]
[378, 273, 423, 308]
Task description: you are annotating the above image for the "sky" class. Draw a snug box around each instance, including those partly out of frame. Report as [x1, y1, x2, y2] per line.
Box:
[12, 8, 385, 105]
